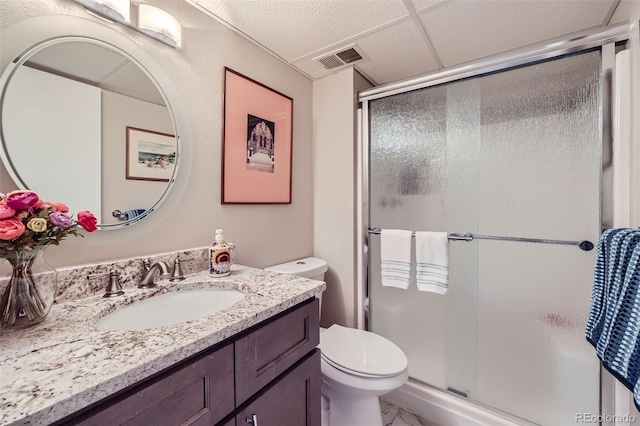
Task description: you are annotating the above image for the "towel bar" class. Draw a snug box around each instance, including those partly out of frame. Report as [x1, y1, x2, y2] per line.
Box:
[112, 209, 147, 221]
[367, 228, 594, 251]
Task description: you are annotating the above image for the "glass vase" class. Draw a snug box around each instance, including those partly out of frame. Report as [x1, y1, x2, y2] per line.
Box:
[0, 246, 57, 332]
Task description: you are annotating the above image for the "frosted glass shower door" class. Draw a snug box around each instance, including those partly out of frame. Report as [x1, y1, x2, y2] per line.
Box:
[368, 51, 602, 425]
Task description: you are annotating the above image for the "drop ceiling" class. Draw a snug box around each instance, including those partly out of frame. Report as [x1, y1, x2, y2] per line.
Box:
[187, 0, 628, 86]
[25, 41, 165, 105]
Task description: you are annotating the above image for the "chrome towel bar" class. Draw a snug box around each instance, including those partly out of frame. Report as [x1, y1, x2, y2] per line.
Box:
[367, 228, 594, 251]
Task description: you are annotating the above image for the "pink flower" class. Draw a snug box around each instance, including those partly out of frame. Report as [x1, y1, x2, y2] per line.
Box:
[43, 202, 69, 213]
[5, 191, 39, 210]
[0, 219, 25, 240]
[77, 211, 97, 232]
[0, 204, 15, 220]
[13, 210, 28, 220]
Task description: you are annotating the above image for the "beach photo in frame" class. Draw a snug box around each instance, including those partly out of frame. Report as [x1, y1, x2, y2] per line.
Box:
[126, 126, 176, 182]
[222, 67, 293, 204]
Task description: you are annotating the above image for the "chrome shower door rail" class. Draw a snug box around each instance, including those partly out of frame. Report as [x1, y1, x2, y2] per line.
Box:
[367, 228, 594, 251]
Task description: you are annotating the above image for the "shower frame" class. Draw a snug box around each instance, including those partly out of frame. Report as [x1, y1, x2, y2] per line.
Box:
[356, 23, 631, 423]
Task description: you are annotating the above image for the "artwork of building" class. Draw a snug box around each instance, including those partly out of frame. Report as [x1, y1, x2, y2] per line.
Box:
[247, 120, 274, 158]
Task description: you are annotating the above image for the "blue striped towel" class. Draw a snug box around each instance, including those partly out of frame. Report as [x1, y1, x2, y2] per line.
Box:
[124, 209, 146, 221]
[415, 231, 448, 294]
[585, 228, 640, 410]
[380, 229, 412, 289]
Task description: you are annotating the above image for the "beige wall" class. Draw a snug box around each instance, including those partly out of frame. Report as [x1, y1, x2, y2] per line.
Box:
[0, 0, 314, 269]
[611, 0, 640, 230]
[628, 14, 640, 231]
[312, 67, 372, 328]
[101, 90, 173, 225]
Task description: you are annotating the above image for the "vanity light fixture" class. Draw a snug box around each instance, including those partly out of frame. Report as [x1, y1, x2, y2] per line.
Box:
[71, 0, 131, 24]
[137, 4, 182, 48]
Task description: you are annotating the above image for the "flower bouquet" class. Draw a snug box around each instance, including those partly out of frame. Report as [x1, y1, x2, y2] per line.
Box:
[0, 190, 97, 331]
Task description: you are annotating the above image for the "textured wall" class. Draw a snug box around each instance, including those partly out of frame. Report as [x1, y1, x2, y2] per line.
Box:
[312, 68, 372, 328]
[0, 0, 314, 269]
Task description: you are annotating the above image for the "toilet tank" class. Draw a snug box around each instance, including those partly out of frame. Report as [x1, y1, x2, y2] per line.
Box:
[265, 257, 327, 318]
[264, 257, 328, 281]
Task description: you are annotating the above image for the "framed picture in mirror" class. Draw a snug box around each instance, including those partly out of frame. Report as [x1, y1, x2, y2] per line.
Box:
[126, 126, 176, 182]
[222, 67, 293, 204]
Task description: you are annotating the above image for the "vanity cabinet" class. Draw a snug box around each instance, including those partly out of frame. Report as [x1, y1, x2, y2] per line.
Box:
[72, 344, 235, 426]
[235, 350, 320, 426]
[55, 298, 320, 426]
[235, 295, 320, 406]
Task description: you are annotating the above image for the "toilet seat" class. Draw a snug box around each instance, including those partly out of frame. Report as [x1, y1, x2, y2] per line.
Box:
[321, 354, 393, 378]
[319, 324, 408, 378]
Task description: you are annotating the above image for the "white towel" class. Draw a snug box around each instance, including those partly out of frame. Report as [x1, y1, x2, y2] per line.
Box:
[415, 231, 449, 294]
[380, 229, 412, 289]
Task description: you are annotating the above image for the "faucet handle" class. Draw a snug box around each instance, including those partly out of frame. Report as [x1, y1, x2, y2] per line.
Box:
[88, 270, 124, 298]
[170, 255, 194, 282]
[143, 258, 151, 271]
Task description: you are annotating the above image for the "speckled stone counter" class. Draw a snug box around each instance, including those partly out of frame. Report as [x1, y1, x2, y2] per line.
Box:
[0, 256, 325, 426]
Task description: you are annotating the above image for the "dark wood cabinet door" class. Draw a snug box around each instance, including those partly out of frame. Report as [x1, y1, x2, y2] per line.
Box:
[68, 343, 234, 426]
[236, 350, 321, 426]
[235, 298, 319, 405]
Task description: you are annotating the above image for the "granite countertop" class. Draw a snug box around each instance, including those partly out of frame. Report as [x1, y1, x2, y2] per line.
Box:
[0, 265, 325, 426]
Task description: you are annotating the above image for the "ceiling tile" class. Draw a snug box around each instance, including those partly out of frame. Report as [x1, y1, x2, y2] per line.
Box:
[26, 41, 126, 83]
[292, 18, 440, 84]
[26, 41, 164, 105]
[193, 0, 410, 61]
[101, 61, 165, 106]
[410, 0, 448, 12]
[610, 0, 638, 25]
[418, 0, 616, 68]
[350, 19, 441, 84]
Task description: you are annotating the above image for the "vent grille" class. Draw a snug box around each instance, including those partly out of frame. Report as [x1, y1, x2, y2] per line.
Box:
[335, 48, 362, 64]
[315, 45, 365, 70]
[318, 55, 344, 70]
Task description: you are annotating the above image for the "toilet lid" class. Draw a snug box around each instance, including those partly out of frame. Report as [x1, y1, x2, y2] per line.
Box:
[319, 325, 408, 377]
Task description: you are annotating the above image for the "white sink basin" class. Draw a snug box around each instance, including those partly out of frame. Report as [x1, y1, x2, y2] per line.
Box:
[95, 288, 245, 331]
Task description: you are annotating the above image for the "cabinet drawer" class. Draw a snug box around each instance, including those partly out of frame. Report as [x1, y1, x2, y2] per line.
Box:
[236, 350, 321, 426]
[72, 343, 234, 426]
[234, 298, 319, 405]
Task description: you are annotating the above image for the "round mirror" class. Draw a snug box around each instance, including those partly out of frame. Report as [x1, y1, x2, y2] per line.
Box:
[0, 36, 179, 230]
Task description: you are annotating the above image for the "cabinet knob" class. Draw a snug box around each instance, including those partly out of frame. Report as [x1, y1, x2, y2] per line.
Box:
[245, 414, 258, 425]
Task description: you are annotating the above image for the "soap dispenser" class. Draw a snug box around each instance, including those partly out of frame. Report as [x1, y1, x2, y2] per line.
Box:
[209, 229, 231, 277]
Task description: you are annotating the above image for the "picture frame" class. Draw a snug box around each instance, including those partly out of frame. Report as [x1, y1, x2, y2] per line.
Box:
[222, 67, 293, 204]
[126, 126, 176, 182]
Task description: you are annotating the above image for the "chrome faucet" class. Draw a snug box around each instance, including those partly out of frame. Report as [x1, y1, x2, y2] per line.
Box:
[138, 260, 170, 288]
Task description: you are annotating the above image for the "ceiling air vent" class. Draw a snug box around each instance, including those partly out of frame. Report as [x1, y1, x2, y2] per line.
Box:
[314, 45, 366, 71]
[335, 48, 362, 64]
[318, 55, 344, 70]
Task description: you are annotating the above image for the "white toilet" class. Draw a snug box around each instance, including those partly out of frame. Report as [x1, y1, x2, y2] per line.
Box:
[265, 257, 409, 426]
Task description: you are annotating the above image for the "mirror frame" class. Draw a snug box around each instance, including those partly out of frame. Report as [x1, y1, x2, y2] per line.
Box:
[0, 33, 181, 230]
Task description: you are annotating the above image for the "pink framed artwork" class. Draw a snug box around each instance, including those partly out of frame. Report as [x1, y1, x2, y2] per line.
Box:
[222, 67, 293, 204]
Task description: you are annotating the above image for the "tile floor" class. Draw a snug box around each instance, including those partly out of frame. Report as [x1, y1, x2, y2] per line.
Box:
[381, 398, 439, 426]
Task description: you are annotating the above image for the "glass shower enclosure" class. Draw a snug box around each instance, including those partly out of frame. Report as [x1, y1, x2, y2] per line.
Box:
[365, 49, 606, 425]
